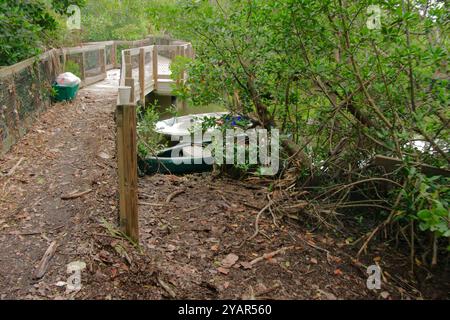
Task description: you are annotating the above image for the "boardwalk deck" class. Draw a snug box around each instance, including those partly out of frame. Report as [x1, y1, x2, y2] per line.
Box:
[88, 54, 173, 96]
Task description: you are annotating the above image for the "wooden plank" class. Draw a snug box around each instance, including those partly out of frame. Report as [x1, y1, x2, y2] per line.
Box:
[125, 78, 135, 104]
[120, 51, 126, 86]
[64, 44, 106, 55]
[100, 48, 106, 74]
[139, 48, 146, 104]
[152, 47, 158, 90]
[81, 73, 107, 87]
[82, 40, 115, 46]
[112, 43, 117, 68]
[124, 51, 132, 79]
[373, 155, 450, 177]
[0, 50, 55, 79]
[116, 101, 139, 243]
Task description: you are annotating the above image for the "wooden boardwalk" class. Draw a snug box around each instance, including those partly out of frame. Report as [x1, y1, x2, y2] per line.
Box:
[119, 44, 193, 104]
[88, 54, 174, 96]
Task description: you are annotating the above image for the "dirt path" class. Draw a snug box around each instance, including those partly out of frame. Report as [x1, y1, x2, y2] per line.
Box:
[0, 74, 446, 300]
[0, 82, 119, 299]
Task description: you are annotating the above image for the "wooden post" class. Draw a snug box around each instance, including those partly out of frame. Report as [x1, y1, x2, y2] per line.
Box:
[112, 43, 117, 68]
[124, 51, 132, 79]
[152, 46, 158, 90]
[125, 78, 135, 104]
[99, 48, 106, 74]
[116, 94, 139, 243]
[139, 48, 145, 104]
[80, 51, 86, 81]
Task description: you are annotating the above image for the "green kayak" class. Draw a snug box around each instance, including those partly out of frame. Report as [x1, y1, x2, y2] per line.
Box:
[138, 143, 214, 175]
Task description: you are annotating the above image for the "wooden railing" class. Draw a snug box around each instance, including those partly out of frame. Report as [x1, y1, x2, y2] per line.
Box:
[115, 39, 194, 242]
[119, 42, 193, 105]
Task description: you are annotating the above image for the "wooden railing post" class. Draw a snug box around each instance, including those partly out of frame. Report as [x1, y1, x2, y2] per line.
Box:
[152, 46, 158, 90]
[124, 51, 132, 79]
[112, 43, 117, 68]
[80, 51, 86, 81]
[99, 48, 106, 74]
[139, 48, 145, 104]
[123, 51, 135, 103]
[125, 78, 135, 104]
[116, 90, 139, 243]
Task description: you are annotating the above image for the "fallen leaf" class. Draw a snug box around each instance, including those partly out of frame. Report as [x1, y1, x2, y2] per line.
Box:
[241, 262, 252, 270]
[334, 269, 343, 276]
[331, 256, 342, 264]
[217, 267, 230, 275]
[98, 152, 110, 159]
[317, 289, 337, 300]
[380, 291, 390, 299]
[310, 258, 318, 264]
[210, 244, 219, 252]
[221, 253, 239, 268]
[166, 244, 177, 252]
[110, 268, 118, 279]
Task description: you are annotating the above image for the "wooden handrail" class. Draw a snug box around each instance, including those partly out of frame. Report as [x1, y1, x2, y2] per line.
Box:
[0, 36, 191, 89]
[117, 42, 193, 104]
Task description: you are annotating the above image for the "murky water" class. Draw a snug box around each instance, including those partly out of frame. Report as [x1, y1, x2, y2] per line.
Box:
[149, 93, 226, 120]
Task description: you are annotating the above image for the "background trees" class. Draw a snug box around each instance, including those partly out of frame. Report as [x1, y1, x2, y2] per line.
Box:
[81, 0, 150, 41]
[0, 0, 86, 65]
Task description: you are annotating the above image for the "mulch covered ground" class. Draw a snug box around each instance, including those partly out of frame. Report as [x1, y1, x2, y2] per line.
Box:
[0, 86, 447, 300]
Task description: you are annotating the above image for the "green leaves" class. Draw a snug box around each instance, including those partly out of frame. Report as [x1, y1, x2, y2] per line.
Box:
[0, 0, 86, 65]
[81, 0, 149, 41]
[400, 170, 449, 241]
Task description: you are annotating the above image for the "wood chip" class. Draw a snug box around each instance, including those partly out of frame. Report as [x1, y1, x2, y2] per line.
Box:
[61, 189, 92, 200]
[249, 246, 294, 266]
[157, 276, 176, 298]
[217, 267, 230, 275]
[6, 157, 25, 177]
[221, 253, 239, 268]
[165, 188, 186, 203]
[33, 241, 58, 280]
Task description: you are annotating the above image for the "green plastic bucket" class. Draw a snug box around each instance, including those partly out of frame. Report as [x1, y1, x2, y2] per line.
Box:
[52, 83, 80, 102]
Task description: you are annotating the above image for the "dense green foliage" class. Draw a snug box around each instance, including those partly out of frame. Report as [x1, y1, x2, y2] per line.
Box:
[81, 0, 156, 41]
[137, 104, 167, 158]
[148, 0, 449, 260]
[0, 0, 85, 65]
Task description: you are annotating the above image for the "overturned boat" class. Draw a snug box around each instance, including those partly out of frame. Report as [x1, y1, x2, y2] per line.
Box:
[155, 112, 229, 142]
[138, 143, 214, 175]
